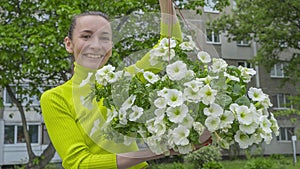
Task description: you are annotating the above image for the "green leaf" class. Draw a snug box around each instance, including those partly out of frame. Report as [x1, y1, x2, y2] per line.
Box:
[235, 95, 251, 107]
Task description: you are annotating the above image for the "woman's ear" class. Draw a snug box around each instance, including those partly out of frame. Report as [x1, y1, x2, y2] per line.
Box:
[64, 37, 73, 53]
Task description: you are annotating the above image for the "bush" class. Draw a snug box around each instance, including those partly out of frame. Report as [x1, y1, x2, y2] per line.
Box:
[243, 158, 274, 169]
[202, 161, 224, 169]
[184, 145, 222, 169]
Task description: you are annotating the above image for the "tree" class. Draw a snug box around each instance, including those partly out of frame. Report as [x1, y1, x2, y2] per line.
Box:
[210, 0, 300, 110]
[0, 0, 229, 168]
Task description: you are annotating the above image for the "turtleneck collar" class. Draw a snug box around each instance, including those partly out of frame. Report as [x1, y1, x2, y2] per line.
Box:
[72, 62, 97, 85]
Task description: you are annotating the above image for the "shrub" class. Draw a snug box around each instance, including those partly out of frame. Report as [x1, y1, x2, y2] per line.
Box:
[184, 145, 222, 169]
[202, 161, 224, 169]
[243, 158, 274, 169]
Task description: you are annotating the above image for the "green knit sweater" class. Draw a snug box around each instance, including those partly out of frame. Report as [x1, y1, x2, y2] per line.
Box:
[41, 22, 182, 169]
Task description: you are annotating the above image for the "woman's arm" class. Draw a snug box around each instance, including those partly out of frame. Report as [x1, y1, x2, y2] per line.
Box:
[159, 0, 182, 40]
[126, 0, 182, 74]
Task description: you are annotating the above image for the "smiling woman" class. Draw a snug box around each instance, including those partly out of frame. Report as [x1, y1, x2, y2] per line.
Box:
[64, 13, 113, 69]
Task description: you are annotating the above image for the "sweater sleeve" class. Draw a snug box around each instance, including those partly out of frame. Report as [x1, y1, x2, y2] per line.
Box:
[125, 21, 182, 74]
[41, 89, 117, 169]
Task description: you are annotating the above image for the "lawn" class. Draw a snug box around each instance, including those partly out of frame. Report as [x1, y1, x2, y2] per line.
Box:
[44, 155, 300, 169]
[147, 155, 300, 169]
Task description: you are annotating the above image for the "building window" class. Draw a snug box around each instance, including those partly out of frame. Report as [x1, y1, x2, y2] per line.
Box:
[4, 125, 15, 144]
[3, 87, 15, 105]
[277, 127, 294, 141]
[206, 29, 221, 44]
[237, 40, 250, 46]
[204, 0, 219, 13]
[3, 85, 40, 106]
[270, 63, 286, 78]
[272, 93, 291, 110]
[237, 61, 252, 68]
[4, 124, 40, 144]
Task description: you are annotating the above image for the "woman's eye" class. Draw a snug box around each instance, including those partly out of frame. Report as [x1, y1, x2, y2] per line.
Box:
[100, 37, 111, 43]
[82, 35, 91, 39]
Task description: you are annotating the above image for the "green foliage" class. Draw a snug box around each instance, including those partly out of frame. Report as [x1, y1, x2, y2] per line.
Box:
[211, 0, 300, 84]
[243, 158, 274, 169]
[202, 161, 224, 169]
[184, 145, 222, 169]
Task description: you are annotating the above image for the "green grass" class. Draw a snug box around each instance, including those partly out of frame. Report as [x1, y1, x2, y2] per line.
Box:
[148, 156, 300, 169]
[45, 156, 300, 169]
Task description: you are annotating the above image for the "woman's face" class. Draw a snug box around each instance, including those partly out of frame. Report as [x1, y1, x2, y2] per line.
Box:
[65, 15, 113, 69]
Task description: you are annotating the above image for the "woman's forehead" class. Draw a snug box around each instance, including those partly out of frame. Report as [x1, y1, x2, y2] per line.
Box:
[75, 15, 111, 33]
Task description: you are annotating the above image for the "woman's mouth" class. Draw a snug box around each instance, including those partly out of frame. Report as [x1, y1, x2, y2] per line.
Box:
[84, 53, 104, 59]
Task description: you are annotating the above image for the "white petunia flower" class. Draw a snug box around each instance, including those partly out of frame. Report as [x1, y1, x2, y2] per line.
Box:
[251, 133, 263, 144]
[106, 72, 118, 83]
[165, 89, 184, 107]
[204, 103, 223, 117]
[199, 84, 217, 105]
[180, 114, 194, 129]
[172, 125, 190, 146]
[166, 104, 188, 123]
[259, 116, 272, 133]
[97, 64, 115, 76]
[159, 37, 177, 48]
[143, 71, 160, 84]
[229, 103, 239, 115]
[193, 122, 205, 135]
[161, 49, 175, 62]
[270, 113, 280, 136]
[183, 87, 201, 103]
[106, 108, 118, 123]
[184, 80, 203, 92]
[157, 87, 169, 97]
[197, 75, 218, 85]
[180, 41, 194, 51]
[118, 108, 128, 125]
[238, 66, 256, 83]
[154, 97, 167, 109]
[210, 58, 228, 73]
[166, 61, 188, 81]
[205, 116, 220, 132]
[219, 110, 235, 129]
[154, 108, 165, 122]
[149, 51, 161, 66]
[121, 95, 136, 110]
[146, 118, 156, 134]
[177, 144, 193, 154]
[260, 132, 273, 144]
[234, 130, 253, 149]
[236, 105, 254, 125]
[155, 121, 167, 136]
[197, 51, 211, 63]
[239, 122, 259, 134]
[248, 87, 266, 102]
[179, 36, 196, 51]
[129, 105, 144, 121]
[261, 95, 273, 108]
[224, 72, 240, 82]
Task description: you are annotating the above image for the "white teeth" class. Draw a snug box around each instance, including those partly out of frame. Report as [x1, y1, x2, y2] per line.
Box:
[85, 54, 102, 58]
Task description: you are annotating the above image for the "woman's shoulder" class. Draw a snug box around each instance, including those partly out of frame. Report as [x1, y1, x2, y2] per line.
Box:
[41, 80, 73, 103]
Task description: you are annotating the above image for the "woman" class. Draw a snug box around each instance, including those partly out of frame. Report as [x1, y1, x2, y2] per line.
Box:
[41, 0, 209, 168]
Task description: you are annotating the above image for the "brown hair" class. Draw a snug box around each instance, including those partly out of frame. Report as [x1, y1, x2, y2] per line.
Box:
[67, 11, 110, 40]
